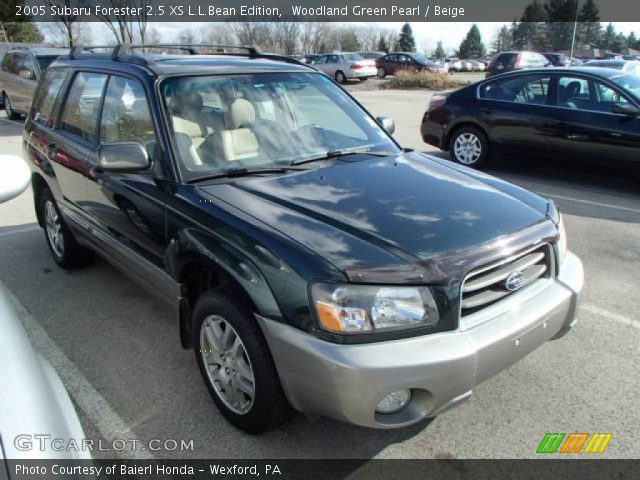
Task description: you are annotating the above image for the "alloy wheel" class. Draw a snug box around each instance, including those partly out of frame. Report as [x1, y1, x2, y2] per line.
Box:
[199, 315, 255, 415]
[453, 133, 482, 165]
[44, 200, 64, 258]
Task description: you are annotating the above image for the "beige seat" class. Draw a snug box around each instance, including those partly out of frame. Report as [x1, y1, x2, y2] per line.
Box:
[216, 98, 260, 161]
[170, 92, 209, 168]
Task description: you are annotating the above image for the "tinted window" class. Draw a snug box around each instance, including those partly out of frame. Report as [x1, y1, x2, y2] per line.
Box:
[480, 74, 551, 104]
[557, 75, 629, 112]
[327, 55, 339, 64]
[314, 56, 327, 64]
[387, 54, 398, 62]
[20, 54, 36, 77]
[100, 76, 155, 145]
[37, 55, 60, 72]
[493, 53, 517, 68]
[31, 68, 68, 127]
[1, 53, 15, 73]
[60, 72, 108, 143]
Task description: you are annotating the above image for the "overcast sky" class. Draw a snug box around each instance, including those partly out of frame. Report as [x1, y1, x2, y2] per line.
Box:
[41, 22, 640, 54]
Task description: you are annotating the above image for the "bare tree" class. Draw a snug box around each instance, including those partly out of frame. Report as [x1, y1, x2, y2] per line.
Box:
[44, 0, 80, 46]
[93, 0, 147, 44]
[274, 22, 299, 54]
[44, 20, 92, 47]
[200, 24, 237, 45]
[177, 28, 200, 44]
[146, 26, 161, 46]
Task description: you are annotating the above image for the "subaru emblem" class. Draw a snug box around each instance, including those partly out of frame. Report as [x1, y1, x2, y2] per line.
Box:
[505, 271, 525, 291]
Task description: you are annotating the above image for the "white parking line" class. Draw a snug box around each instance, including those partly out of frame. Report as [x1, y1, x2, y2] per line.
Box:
[582, 303, 640, 329]
[4, 287, 154, 460]
[535, 192, 640, 215]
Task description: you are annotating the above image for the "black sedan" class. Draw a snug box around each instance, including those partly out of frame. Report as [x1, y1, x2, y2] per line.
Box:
[421, 67, 640, 170]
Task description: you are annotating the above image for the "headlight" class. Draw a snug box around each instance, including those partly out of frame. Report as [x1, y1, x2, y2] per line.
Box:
[311, 283, 439, 334]
[557, 213, 567, 266]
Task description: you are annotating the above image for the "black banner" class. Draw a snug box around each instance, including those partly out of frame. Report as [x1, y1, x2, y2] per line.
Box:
[2, 459, 639, 480]
[6, 0, 640, 22]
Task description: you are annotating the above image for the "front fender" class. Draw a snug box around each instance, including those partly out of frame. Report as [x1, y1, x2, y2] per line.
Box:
[166, 228, 283, 320]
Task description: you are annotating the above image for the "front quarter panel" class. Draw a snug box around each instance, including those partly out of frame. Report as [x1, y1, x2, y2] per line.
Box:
[165, 184, 346, 333]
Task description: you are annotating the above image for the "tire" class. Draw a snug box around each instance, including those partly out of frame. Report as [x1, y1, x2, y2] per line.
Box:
[40, 188, 93, 269]
[449, 126, 489, 169]
[3, 92, 21, 120]
[193, 289, 292, 434]
[335, 70, 346, 84]
[377, 67, 386, 78]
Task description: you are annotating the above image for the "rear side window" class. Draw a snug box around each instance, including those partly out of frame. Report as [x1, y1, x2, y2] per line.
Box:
[480, 74, 551, 105]
[492, 53, 517, 68]
[31, 68, 68, 127]
[60, 72, 108, 144]
[1, 53, 15, 72]
[100, 75, 155, 144]
[37, 55, 60, 72]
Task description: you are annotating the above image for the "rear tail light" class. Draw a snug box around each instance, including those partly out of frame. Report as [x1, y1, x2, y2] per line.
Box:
[351, 64, 363, 70]
[427, 94, 448, 112]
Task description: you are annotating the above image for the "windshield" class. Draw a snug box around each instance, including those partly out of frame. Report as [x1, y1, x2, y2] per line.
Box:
[342, 53, 363, 62]
[610, 74, 640, 100]
[161, 72, 398, 180]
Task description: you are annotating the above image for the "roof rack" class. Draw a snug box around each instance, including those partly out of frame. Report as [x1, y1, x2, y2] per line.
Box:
[67, 43, 313, 69]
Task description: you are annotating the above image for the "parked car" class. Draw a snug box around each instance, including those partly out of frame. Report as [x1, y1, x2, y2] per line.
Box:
[25, 44, 582, 433]
[302, 54, 320, 64]
[376, 52, 448, 78]
[312, 52, 376, 83]
[0, 154, 90, 461]
[543, 52, 572, 67]
[583, 59, 640, 75]
[421, 67, 640, 171]
[460, 60, 474, 72]
[358, 51, 385, 60]
[449, 59, 463, 72]
[0, 47, 69, 119]
[486, 51, 550, 77]
[468, 60, 486, 72]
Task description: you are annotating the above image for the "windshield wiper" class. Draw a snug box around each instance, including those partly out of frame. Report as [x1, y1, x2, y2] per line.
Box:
[291, 148, 396, 166]
[187, 166, 305, 184]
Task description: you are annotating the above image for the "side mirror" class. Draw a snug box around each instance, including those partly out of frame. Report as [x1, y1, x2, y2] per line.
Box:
[98, 142, 150, 172]
[0, 155, 30, 204]
[18, 69, 34, 80]
[376, 116, 395, 135]
[611, 103, 640, 116]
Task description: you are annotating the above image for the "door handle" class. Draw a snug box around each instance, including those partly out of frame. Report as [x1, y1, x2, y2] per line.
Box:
[480, 108, 494, 114]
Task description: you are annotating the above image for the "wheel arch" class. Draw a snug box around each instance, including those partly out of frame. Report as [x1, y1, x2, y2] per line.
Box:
[167, 228, 282, 349]
[443, 120, 490, 152]
[31, 172, 49, 228]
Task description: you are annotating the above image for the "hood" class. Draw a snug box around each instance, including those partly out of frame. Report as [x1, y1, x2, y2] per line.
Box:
[199, 152, 548, 273]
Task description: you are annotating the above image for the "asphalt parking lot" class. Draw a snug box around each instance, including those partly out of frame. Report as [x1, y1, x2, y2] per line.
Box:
[0, 87, 639, 459]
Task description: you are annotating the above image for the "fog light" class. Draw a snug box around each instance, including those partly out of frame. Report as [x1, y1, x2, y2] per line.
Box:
[376, 389, 411, 414]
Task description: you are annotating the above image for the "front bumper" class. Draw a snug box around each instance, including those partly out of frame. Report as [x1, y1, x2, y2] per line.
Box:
[258, 251, 583, 429]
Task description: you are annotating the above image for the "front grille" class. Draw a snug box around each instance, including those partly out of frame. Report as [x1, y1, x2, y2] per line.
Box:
[460, 244, 553, 319]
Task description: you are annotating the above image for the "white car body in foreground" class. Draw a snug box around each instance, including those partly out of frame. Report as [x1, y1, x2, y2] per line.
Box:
[0, 155, 89, 462]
